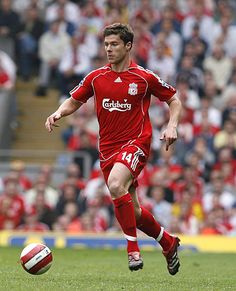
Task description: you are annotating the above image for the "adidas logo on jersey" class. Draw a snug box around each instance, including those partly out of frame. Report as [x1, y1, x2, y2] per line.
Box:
[114, 77, 122, 83]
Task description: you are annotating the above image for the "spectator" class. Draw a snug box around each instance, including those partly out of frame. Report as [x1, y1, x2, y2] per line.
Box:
[0, 0, 22, 59]
[193, 97, 222, 128]
[151, 4, 182, 35]
[175, 165, 204, 203]
[0, 177, 25, 229]
[157, 18, 182, 63]
[174, 107, 194, 164]
[17, 206, 50, 232]
[201, 80, 222, 110]
[24, 173, 59, 208]
[222, 105, 236, 130]
[32, 189, 57, 230]
[80, 0, 104, 35]
[35, 19, 70, 96]
[149, 185, 172, 229]
[181, 1, 215, 46]
[65, 113, 97, 151]
[56, 182, 86, 217]
[176, 78, 200, 111]
[186, 137, 215, 178]
[18, 5, 45, 81]
[184, 150, 205, 178]
[203, 43, 233, 92]
[172, 187, 204, 235]
[0, 49, 18, 128]
[213, 119, 236, 150]
[82, 172, 110, 202]
[76, 23, 99, 59]
[38, 163, 54, 184]
[200, 207, 230, 235]
[59, 201, 82, 233]
[9, 160, 32, 192]
[194, 117, 218, 154]
[105, 0, 128, 24]
[203, 170, 235, 213]
[213, 147, 236, 188]
[131, 17, 153, 67]
[132, 0, 160, 29]
[45, 0, 80, 28]
[221, 70, 236, 109]
[177, 55, 204, 93]
[221, 94, 236, 127]
[85, 185, 111, 232]
[0, 49, 16, 90]
[150, 145, 183, 193]
[62, 162, 86, 190]
[46, 4, 76, 37]
[58, 34, 91, 103]
[52, 214, 70, 231]
[211, 13, 236, 58]
[147, 41, 176, 83]
[12, 0, 49, 19]
[182, 23, 208, 69]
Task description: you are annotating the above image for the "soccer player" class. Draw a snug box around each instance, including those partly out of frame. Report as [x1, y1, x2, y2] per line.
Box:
[45, 23, 182, 274]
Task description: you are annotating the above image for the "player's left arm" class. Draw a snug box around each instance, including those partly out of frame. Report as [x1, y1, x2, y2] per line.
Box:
[160, 94, 182, 151]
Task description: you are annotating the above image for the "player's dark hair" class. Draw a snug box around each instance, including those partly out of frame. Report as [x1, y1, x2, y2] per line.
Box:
[103, 23, 134, 45]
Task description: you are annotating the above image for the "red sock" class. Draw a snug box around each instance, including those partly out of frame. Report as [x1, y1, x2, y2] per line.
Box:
[136, 206, 173, 251]
[113, 193, 139, 253]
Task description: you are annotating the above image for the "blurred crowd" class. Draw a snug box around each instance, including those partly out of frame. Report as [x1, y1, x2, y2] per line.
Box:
[0, 0, 236, 236]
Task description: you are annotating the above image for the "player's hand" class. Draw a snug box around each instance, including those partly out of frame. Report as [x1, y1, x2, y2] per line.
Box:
[160, 126, 178, 151]
[45, 112, 62, 132]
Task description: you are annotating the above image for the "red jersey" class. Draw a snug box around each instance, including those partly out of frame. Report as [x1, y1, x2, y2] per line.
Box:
[0, 194, 25, 229]
[70, 61, 176, 159]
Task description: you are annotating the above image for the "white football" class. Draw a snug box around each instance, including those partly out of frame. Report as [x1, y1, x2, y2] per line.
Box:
[20, 243, 53, 275]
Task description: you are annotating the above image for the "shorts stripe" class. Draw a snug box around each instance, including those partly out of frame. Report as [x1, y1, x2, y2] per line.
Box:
[131, 148, 145, 171]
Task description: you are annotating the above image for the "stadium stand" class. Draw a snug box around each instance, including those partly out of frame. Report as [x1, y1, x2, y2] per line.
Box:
[0, 90, 15, 150]
[0, 0, 236, 240]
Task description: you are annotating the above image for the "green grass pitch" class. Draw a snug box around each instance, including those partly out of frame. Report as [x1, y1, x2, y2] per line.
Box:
[0, 246, 236, 291]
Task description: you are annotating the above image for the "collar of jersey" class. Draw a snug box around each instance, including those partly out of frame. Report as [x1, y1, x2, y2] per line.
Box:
[106, 60, 138, 71]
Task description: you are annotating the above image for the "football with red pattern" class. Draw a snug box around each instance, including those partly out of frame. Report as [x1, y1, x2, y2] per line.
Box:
[20, 243, 53, 275]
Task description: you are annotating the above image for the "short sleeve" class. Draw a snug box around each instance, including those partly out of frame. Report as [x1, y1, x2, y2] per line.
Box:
[147, 70, 176, 102]
[70, 73, 94, 103]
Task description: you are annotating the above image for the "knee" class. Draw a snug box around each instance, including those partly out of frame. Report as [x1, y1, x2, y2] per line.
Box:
[107, 177, 126, 199]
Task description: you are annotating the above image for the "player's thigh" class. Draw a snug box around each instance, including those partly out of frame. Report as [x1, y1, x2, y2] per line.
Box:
[107, 162, 133, 195]
[116, 145, 147, 182]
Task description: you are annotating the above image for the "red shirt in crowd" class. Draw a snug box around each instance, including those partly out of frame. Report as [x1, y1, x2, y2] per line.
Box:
[0, 194, 25, 229]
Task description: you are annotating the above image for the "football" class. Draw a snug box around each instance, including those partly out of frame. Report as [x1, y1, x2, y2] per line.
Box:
[20, 243, 53, 275]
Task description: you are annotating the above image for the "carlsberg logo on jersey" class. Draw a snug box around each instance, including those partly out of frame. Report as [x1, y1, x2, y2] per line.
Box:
[102, 98, 132, 112]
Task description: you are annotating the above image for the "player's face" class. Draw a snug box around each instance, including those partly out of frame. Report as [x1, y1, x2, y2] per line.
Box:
[104, 34, 131, 64]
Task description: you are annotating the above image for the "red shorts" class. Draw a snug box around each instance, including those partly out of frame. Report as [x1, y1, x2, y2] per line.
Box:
[100, 144, 148, 187]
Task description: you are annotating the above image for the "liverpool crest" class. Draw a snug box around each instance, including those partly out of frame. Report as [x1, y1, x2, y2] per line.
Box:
[128, 83, 138, 95]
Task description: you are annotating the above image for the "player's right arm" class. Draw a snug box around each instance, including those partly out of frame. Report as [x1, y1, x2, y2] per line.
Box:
[45, 97, 83, 132]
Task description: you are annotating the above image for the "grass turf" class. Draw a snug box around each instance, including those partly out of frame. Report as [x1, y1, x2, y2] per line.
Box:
[0, 247, 236, 291]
